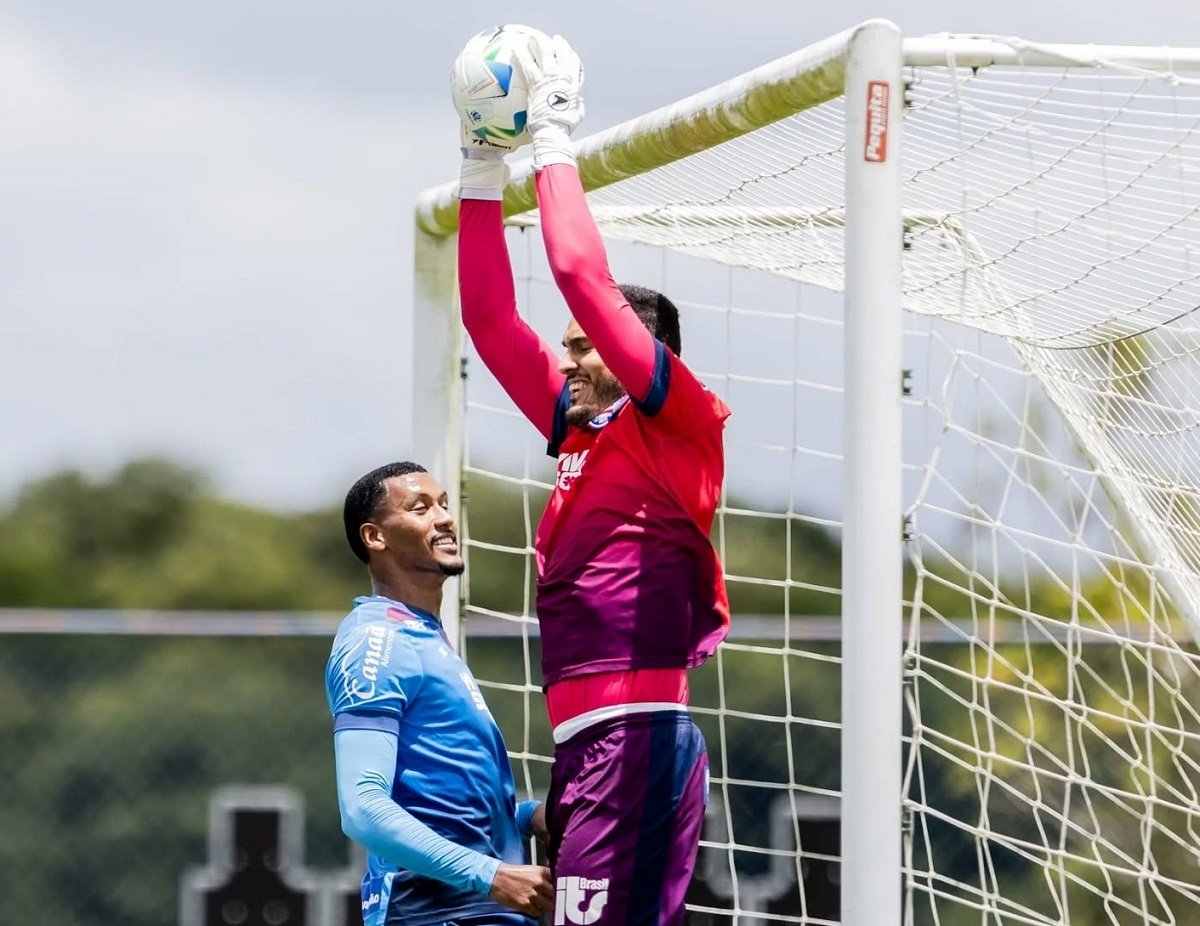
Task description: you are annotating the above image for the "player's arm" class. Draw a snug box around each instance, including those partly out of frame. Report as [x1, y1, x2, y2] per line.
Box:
[516, 799, 548, 843]
[538, 166, 661, 404]
[334, 722, 498, 891]
[518, 36, 659, 406]
[335, 723, 553, 916]
[457, 135, 564, 440]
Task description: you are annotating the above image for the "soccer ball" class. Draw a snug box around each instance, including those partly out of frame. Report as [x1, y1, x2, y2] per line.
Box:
[451, 24, 544, 148]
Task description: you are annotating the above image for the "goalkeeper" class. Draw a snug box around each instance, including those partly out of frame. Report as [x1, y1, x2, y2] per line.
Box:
[456, 32, 732, 926]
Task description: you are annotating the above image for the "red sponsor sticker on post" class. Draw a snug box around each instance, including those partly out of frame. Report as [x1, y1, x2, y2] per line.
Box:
[864, 80, 890, 163]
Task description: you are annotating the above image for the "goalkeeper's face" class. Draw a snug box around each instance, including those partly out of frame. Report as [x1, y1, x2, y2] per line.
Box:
[368, 473, 465, 577]
[559, 319, 626, 427]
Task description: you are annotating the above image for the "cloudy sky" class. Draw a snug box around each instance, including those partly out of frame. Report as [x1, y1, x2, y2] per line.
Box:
[3, 0, 1197, 510]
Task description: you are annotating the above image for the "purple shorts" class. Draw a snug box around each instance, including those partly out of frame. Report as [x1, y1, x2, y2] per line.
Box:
[546, 710, 708, 926]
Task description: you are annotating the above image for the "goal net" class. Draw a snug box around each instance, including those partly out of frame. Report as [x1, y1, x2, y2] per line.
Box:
[414, 21, 1200, 926]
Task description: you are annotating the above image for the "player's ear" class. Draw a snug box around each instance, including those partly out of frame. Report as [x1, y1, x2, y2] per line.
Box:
[361, 522, 387, 555]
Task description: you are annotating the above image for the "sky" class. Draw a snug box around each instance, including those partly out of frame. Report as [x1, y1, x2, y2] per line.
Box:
[3, 0, 1198, 511]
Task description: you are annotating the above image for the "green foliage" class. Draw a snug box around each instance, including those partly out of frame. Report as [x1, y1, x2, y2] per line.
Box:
[2, 457, 1191, 925]
[0, 458, 363, 610]
[0, 458, 850, 925]
[0, 635, 343, 926]
[718, 509, 842, 615]
[0, 460, 366, 924]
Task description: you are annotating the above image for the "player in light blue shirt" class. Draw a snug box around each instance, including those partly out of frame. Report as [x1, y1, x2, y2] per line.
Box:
[327, 461, 552, 926]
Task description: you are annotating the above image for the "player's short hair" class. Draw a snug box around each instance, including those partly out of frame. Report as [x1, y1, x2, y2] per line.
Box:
[343, 461, 428, 564]
[620, 283, 682, 357]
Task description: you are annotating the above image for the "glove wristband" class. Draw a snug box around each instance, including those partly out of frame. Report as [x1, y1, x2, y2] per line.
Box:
[532, 127, 576, 170]
[459, 157, 507, 201]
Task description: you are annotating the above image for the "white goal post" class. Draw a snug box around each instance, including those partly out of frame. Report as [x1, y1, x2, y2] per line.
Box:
[414, 19, 1200, 926]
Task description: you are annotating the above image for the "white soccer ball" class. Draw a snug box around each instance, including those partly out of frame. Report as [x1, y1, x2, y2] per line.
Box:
[451, 24, 545, 148]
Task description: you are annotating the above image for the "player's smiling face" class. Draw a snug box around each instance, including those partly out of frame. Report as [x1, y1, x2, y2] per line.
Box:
[559, 318, 625, 427]
[370, 473, 464, 577]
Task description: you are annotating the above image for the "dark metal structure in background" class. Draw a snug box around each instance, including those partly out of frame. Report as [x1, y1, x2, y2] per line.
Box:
[179, 787, 840, 926]
[180, 788, 362, 926]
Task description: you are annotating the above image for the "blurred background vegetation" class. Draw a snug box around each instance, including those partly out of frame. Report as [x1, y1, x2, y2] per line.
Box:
[0, 456, 843, 925]
[0, 458, 362, 610]
[2, 456, 1190, 926]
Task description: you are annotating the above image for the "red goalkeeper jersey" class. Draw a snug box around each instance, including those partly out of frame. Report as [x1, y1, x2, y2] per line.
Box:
[535, 344, 730, 684]
[459, 164, 731, 686]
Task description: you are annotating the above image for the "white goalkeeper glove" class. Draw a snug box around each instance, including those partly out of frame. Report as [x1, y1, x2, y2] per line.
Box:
[459, 124, 511, 201]
[517, 32, 585, 170]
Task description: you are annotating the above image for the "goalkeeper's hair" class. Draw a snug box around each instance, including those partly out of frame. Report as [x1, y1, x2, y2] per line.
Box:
[344, 461, 428, 564]
[620, 283, 682, 357]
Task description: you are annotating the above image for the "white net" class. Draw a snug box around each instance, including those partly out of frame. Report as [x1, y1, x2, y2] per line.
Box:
[439, 34, 1200, 926]
[459, 230, 848, 924]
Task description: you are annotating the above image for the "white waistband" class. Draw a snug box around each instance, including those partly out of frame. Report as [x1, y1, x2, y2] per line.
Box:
[551, 701, 688, 744]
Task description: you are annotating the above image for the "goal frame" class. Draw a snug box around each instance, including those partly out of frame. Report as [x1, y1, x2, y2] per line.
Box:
[412, 20, 1200, 926]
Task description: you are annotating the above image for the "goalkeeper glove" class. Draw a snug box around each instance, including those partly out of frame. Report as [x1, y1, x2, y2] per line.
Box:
[518, 32, 585, 170]
[459, 124, 511, 201]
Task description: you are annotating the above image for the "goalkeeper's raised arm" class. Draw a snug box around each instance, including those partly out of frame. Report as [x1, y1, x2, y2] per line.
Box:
[450, 26, 732, 926]
[456, 114, 563, 441]
[518, 33, 663, 409]
[454, 29, 664, 441]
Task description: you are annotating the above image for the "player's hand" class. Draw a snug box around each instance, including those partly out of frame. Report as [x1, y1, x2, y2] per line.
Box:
[530, 802, 550, 845]
[489, 863, 555, 916]
[459, 123, 510, 200]
[517, 32, 584, 168]
[522, 32, 585, 136]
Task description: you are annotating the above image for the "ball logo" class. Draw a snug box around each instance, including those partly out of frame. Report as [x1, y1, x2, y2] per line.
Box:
[549, 91, 570, 111]
[554, 876, 608, 925]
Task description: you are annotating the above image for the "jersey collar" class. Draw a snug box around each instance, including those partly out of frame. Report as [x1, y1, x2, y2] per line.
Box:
[585, 394, 630, 431]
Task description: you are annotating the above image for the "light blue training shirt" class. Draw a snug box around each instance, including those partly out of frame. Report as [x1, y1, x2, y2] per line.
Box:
[326, 596, 538, 926]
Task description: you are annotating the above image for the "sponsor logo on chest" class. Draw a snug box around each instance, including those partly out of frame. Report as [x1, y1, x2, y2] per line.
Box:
[556, 449, 590, 491]
[458, 670, 489, 712]
[339, 623, 395, 702]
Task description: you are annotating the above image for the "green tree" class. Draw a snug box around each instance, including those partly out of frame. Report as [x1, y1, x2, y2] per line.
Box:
[3, 457, 1191, 926]
[0, 458, 363, 610]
